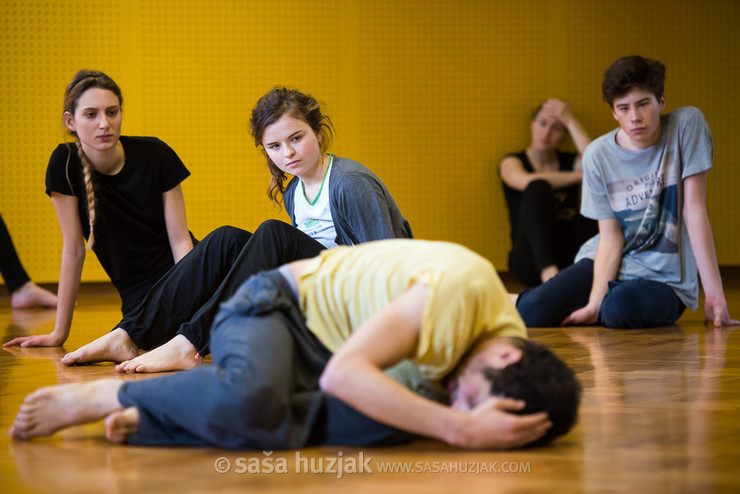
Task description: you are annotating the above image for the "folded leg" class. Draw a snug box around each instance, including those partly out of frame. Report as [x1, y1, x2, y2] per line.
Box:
[118, 269, 329, 449]
[600, 279, 685, 329]
[117, 225, 252, 350]
[176, 220, 325, 354]
[516, 259, 594, 327]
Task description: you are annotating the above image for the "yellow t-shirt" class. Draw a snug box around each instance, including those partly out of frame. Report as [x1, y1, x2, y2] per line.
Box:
[298, 239, 527, 380]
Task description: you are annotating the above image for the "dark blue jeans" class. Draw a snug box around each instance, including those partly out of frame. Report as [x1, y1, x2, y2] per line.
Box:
[118, 269, 411, 449]
[515, 259, 686, 329]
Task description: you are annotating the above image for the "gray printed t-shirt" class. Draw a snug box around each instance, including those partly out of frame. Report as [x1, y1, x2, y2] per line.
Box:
[575, 107, 713, 309]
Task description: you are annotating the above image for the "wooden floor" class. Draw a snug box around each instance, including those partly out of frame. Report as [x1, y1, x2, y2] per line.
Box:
[1, 276, 739, 494]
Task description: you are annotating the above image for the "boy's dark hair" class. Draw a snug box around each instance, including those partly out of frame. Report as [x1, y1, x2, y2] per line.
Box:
[484, 340, 581, 447]
[602, 55, 666, 107]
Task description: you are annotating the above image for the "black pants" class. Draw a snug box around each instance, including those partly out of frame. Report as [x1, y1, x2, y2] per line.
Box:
[0, 213, 30, 293]
[509, 180, 596, 287]
[117, 220, 325, 354]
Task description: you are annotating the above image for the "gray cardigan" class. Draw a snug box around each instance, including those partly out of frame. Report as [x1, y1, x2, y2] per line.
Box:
[283, 156, 413, 245]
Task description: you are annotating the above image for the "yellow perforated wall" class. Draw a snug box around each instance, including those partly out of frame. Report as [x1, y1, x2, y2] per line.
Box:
[1, 0, 739, 285]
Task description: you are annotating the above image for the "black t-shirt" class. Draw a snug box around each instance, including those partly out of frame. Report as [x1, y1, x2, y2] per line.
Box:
[500, 150, 580, 243]
[45, 136, 190, 294]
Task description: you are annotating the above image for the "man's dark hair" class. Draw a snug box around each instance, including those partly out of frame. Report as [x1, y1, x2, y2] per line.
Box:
[484, 340, 581, 447]
[602, 55, 666, 107]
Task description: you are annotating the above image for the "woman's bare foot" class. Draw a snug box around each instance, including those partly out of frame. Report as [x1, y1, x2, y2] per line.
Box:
[61, 328, 139, 366]
[104, 407, 140, 443]
[11, 282, 58, 309]
[9, 379, 123, 440]
[115, 334, 200, 373]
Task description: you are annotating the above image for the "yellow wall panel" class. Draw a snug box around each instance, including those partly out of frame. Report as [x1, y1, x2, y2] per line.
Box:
[1, 0, 738, 286]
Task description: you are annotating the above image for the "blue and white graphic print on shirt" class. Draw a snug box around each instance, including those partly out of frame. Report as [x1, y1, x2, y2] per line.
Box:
[609, 165, 679, 255]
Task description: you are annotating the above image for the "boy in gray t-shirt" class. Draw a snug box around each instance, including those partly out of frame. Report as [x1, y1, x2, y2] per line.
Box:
[516, 55, 737, 329]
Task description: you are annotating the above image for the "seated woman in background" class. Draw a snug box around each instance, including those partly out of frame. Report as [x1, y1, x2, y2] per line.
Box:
[499, 98, 597, 287]
[1, 213, 57, 309]
[53, 87, 413, 373]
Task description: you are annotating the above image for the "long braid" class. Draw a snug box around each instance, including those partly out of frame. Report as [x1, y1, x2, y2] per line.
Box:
[63, 70, 123, 250]
[75, 141, 97, 250]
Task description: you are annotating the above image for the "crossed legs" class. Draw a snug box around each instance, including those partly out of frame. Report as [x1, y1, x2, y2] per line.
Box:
[60, 225, 253, 370]
[515, 259, 685, 328]
[61, 221, 324, 373]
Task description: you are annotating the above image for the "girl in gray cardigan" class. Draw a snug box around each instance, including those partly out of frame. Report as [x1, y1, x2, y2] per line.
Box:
[259, 87, 412, 247]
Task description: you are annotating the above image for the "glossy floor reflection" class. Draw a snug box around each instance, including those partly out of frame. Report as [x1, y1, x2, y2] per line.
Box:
[1, 281, 739, 493]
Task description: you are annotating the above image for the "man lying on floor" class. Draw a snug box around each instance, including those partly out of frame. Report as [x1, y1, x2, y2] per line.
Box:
[10, 239, 580, 449]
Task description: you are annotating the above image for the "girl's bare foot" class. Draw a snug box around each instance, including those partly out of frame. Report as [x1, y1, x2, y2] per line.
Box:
[11, 282, 58, 309]
[104, 407, 140, 443]
[116, 335, 200, 373]
[61, 328, 139, 365]
[9, 379, 123, 440]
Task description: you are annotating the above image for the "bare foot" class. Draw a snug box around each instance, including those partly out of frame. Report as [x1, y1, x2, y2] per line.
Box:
[508, 292, 519, 306]
[61, 328, 139, 366]
[104, 407, 140, 443]
[115, 334, 200, 373]
[9, 379, 123, 440]
[11, 282, 58, 309]
[540, 265, 559, 284]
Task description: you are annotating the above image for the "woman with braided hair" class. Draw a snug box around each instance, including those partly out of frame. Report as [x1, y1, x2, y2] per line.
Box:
[2, 70, 230, 347]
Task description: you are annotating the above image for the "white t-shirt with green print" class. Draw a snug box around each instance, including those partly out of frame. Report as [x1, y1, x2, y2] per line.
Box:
[293, 156, 339, 248]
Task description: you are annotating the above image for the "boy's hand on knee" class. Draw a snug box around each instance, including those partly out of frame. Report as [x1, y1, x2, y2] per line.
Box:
[562, 305, 598, 326]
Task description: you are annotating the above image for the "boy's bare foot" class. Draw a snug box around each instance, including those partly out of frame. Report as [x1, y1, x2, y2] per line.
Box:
[9, 379, 123, 440]
[61, 328, 139, 366]
[104, 407, 140, 443]
[116, 334, 200, 373]
[11, 282, 58, 309]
